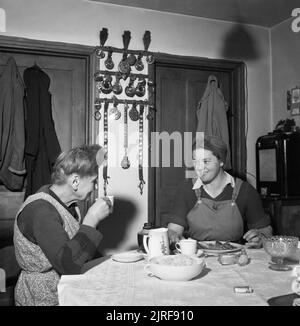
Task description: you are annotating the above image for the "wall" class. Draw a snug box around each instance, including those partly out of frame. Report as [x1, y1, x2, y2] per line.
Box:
[0, 0, 272, 253]
[271, 17, 300, 127]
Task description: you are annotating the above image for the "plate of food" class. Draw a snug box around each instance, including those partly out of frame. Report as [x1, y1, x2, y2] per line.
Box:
[197, 240, 243, 255]
[111, 251, 144, 263]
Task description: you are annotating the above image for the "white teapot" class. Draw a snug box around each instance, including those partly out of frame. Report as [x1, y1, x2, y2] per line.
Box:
[143, 227, 170, 259]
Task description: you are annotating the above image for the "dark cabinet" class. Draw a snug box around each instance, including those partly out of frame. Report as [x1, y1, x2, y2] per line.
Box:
[262, 196, 300, 238]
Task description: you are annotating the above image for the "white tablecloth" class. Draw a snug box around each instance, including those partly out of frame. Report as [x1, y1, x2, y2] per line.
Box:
[57, 249, 299, 306]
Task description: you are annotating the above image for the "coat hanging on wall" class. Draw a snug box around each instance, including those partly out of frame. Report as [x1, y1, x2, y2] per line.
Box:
[23, 64, 61, 199]
[196, 75, 232, 170]
[0, 57, 26, 190]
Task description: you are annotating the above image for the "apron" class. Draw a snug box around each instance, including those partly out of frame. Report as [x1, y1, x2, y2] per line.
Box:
[13, 192, 80, 306]
[187, 178, 244, 241]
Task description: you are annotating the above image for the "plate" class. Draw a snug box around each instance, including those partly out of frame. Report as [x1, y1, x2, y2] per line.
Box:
[197, 241, 243, 255]
[111, 251, 144, 263]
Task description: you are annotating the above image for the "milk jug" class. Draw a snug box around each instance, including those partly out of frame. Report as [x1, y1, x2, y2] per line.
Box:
[143, 227, 170, 259]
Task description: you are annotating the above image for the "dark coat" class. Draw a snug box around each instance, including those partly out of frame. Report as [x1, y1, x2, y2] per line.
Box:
[0, 57, 26, 190]
[23, 64, 61, 199]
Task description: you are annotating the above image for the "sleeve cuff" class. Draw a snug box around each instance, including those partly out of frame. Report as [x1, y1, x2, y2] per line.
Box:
[166, 215, 188, 229]
[247, 215, 271, 230]
[78, 225, 103, 251]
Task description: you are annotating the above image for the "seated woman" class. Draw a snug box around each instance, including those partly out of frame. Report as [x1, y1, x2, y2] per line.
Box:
[167, 135, 272, 248]
[14, 144, 111, 306]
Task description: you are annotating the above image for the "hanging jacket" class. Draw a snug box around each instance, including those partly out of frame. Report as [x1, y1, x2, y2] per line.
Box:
[23, 64, 61, 199]
[196, 75, 231, 170]
[0, 57, 26, 190]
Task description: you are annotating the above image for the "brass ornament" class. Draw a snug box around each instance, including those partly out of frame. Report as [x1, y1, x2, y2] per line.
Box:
[129, 101, 139, 121]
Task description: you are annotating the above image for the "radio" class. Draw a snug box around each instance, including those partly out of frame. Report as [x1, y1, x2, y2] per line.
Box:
[256, 132, 300, 197]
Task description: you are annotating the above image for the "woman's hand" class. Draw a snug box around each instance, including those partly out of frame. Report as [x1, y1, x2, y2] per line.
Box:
[243, 229, 263, 248]
[243, 225, 273, 249]
[167, 223, 184, 244]
[168, 229, 182, 244]
[82, 198, 110, 228]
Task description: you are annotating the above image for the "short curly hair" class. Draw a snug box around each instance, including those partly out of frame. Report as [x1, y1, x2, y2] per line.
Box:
[51, 144, 104, 185]
[192, 135, 227, 164]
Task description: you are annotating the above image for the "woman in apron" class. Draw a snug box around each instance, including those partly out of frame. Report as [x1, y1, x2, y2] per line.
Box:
[167, 135, 272, 248]
[14, 145, 112, 306]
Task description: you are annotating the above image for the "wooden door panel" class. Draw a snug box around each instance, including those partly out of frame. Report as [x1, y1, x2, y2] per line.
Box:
[156, 69, 185, 224]
[160, 77, 186, 132]
[186, 79, 207, 132]
[49, 69, 73, 151]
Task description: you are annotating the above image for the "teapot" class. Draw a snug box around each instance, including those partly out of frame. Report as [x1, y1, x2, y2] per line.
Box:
[143, 227, 170, 259]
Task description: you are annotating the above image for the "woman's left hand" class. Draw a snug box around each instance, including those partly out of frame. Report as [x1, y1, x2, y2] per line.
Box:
[243, 229, 263, 248]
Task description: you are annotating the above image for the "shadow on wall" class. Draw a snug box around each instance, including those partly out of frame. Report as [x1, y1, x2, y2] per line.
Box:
[221, 23, 261, 61]
[97, 197, 137, 251]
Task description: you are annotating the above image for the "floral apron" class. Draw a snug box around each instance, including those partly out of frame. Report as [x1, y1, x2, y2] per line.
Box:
[187, 178, 244, 241]
[13, 192, 80, 306]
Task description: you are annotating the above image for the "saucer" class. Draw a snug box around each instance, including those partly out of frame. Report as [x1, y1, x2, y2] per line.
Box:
[111, 251, 144, 263]
[173, 249, 204, 257]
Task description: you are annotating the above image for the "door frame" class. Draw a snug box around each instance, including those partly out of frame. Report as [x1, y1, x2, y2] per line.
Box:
[0, 35, 95, 145]
[148, 53, 246, 225]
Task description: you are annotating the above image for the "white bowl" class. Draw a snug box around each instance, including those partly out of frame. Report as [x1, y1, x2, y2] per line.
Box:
[144, 254, 206, 281]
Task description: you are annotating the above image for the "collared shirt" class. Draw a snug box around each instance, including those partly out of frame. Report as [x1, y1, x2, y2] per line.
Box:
[192, 171, 235, 190]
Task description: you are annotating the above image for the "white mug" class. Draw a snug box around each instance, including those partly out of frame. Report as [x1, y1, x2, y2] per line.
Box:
[175, 238, 197, 256]
[143, 228, 170, 259]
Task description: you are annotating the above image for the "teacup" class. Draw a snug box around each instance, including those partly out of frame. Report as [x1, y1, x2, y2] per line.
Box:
[175, 238, 197, 256]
